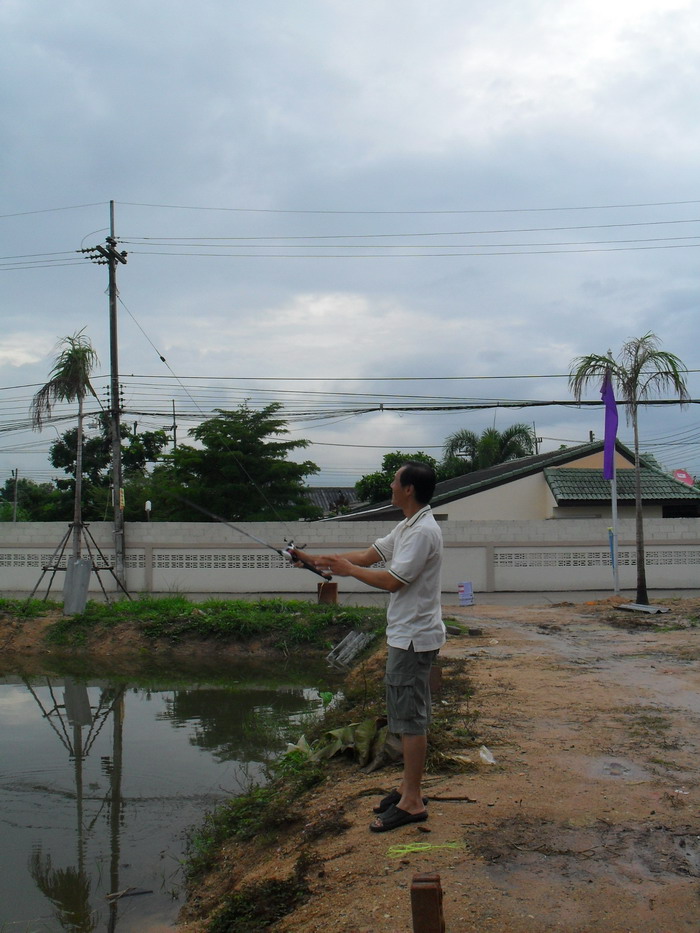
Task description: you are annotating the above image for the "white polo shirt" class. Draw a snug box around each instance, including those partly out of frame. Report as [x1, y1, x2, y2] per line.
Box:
[373, 505, 445, 651]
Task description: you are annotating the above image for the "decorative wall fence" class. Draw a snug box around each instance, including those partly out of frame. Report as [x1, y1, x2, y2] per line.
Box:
[1, 518, 698, 599]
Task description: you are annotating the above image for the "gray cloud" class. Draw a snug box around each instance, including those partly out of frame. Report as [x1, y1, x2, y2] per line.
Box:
[2, 0, 699, 485]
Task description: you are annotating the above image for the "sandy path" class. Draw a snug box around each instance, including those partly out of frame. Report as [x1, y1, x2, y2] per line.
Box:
[254, 599, 700, 932]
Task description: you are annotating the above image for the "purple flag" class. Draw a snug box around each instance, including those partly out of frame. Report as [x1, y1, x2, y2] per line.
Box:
[601, 370, 618, 480]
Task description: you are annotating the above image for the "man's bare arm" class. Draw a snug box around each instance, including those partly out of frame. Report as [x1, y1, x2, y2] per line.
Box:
[322, 555, 405, 593]
[291, 545, 381, 569]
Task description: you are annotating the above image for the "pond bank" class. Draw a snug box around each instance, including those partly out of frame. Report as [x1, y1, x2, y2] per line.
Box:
[3, 597, 700, 932]
[179, 596, 700, 933]
[0, 598, 385, 676]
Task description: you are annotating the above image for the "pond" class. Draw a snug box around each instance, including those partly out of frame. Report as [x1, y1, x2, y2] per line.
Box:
[0, 656, 340, 932]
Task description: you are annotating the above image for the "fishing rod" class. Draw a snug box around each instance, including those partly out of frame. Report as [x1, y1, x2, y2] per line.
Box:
[174, 495, 332, 580]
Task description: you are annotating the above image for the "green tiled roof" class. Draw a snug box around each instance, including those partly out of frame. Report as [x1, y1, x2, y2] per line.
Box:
[544, 467, 700, 502]
[333, 439, 699, 521]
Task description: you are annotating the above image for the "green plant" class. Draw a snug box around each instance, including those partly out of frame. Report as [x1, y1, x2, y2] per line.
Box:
[0, 598, 60, 619]
[185, 753, 324, 885]
[40, 597, 385, 649]
[208, 857, 312, 933]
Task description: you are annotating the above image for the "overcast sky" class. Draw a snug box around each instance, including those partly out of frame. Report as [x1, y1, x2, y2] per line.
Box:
[2, 0, 699, 496]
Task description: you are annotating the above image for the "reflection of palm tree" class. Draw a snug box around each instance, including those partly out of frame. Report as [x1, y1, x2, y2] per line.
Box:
[29, 847, 96, 933]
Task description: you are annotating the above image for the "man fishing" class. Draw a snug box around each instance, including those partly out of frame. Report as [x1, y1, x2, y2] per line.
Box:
[292, 461, 445, 832]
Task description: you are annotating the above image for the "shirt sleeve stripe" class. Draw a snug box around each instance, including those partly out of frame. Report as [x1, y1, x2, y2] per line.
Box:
[389, 569, 410, 584]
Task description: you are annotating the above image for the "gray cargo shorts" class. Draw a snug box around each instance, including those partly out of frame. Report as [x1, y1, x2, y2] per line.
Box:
[384, 643, 439, 735]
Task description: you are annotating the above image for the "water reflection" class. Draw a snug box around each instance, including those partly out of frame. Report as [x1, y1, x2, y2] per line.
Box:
[163, 686, 313, 763]
[0, 663, 335, 932]
[22, 679, 130, 932]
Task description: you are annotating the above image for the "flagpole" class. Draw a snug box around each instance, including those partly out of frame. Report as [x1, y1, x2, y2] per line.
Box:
[610, 458, 620, 595]
[601, 367, 620, 596]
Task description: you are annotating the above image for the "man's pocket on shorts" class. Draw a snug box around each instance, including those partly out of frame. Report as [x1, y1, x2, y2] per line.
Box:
[384, 647, 417, 686]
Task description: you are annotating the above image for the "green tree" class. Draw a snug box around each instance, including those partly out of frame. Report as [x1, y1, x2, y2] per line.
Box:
[0, 477, 72, 521]
[30, 331, 99, 558]
[152, 403, 321, 521]
[569, 332, 689, 605]
[441, 423, 536, 473]
[49, 414, 169, 520]
[355, 451, 439, 504]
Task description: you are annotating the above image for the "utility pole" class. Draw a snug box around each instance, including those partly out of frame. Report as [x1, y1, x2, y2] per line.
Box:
[12, 468, 18, 522]
[81, 201, 128, 588]
[532, 422, 542, 455]
[171, 399, 178, 450]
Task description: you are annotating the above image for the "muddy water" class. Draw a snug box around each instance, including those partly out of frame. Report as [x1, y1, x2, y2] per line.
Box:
[0, 658, 338, 932]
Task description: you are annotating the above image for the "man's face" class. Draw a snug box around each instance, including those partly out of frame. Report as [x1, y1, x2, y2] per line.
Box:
[390, 467, 411, 508]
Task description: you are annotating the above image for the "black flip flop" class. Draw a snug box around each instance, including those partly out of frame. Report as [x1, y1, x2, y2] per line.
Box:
[373, 790, 429, 814]
[369, 805, 429, 833]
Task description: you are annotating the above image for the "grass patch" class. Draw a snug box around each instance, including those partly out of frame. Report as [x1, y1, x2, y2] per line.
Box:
[185, 753, 326, 884]
[618, 706, 680, 751]
[41, 596, 386, 648]
[629, 712, 672, 735]
[0, 597, 61, 619]
[657, 618, 700, 632]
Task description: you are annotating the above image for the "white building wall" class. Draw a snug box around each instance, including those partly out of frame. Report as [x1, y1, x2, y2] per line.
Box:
[1, 518, 698, 597]
[438, 473, 556, 521]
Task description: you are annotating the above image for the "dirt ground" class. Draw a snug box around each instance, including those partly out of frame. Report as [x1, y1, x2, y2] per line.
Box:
[3, 597, 700, 932]
[182, 596, 700, 933]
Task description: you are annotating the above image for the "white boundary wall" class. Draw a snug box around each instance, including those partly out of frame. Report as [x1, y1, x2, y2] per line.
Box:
[1, 519, 698, 597]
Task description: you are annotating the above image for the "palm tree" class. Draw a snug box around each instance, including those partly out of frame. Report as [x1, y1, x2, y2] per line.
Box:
[31, 330, 99, 561]
[442, 423, 536, 473]
[569, 332, 689, 605]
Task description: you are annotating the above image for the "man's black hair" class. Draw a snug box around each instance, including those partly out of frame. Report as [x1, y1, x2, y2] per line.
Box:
[400, 461, 437, 504]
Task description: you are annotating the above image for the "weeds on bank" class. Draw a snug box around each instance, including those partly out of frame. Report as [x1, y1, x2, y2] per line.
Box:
[0, 597, 60, 619]
[300, 653, 480, 771]
[42, 596, 386, 648]
[181, 634, 479, 932]
[185, 752, 325, 884]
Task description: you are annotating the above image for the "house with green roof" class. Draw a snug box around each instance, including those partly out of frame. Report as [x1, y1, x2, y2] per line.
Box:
[337, 440, 700, 522]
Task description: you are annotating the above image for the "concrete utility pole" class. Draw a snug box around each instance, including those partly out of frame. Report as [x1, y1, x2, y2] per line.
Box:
[81, 201, 128, 588]
[12, 468, 18, 522]
[171, 399, 178, 450]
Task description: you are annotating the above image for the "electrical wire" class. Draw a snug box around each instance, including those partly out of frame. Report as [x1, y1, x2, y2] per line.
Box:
[0, 202, 107, 219]
[120, 216, 700, 240]
[116, 198, 700, 215]
[125, 243, 700, 258]
[116, 296, 318, 529]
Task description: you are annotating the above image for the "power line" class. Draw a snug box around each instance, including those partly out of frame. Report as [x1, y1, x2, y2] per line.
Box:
[126, 242, 700, 259]
[0, 202, 106, 219]
[116, 198, 700, 215]
[121, 217, 700, 240]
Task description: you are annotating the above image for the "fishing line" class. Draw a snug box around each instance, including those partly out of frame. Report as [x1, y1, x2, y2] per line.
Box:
[116, 294, 320, 543]
[174, 495, 331, 580]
